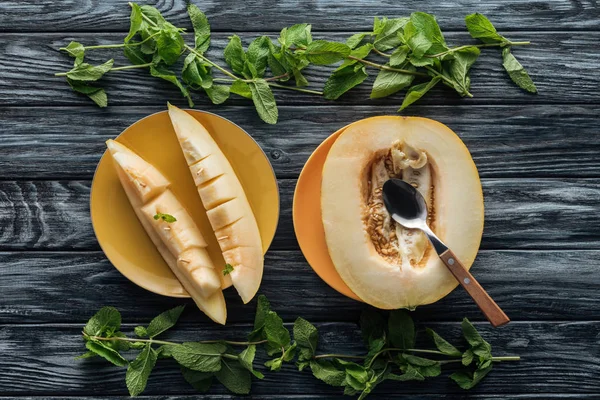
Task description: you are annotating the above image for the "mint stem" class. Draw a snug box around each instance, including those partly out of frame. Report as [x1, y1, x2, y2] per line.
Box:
[313, 353, 366, 360]
[267, 82, 324, 95]
[80, 32, 160, 50]
[54, 63, 153, 77]
[426, 41, 530, 58]
[348, 56, 429, 77]
[88, 335, 268, 347]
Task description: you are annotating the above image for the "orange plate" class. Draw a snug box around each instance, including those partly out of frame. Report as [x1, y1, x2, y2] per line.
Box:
[293, 124, 361, 301]
[91, 110, 279, 298]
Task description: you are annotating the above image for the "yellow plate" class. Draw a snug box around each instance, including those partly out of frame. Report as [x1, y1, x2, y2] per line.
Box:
[293, 123, 361, 301]
[91, 110, 279, 298]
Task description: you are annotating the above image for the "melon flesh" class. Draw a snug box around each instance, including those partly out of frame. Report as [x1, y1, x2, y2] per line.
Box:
[321, 117, 484, 309]
[167, 104, 263, 304]
[106, 139, 227, 324]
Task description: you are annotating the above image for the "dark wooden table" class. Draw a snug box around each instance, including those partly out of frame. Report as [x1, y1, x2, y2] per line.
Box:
[1, 1, 599, 399]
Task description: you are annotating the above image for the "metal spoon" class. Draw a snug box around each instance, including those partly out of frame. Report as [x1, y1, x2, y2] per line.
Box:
[382, 178, 509, 327]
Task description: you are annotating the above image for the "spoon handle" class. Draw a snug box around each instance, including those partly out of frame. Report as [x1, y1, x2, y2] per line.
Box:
[439, 249, 510, 328]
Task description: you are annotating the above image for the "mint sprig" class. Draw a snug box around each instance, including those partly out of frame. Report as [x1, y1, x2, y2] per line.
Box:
[56, 4, 536, 124]
[79, 296, 519, 398]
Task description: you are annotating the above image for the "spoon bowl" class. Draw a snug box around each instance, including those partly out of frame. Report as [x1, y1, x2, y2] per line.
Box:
[382, 179, 428, 230]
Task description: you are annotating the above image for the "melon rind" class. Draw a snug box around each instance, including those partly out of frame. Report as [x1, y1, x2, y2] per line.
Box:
[321, 117, 484, 309]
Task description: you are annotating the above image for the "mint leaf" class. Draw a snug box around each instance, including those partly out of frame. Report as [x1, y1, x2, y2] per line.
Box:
[461, 318, 491, 355]
[145, 305, 185, 338]
[205, 85, 230, 105]
[373, 17, 408, 51]
[309, 360, 346, 386]
[450, 365, 492, 389]
[61, 41, 85, 65]
[238, 345, 264, 379]
[85, 340, 128, 367]
[337, 43, 373, 70]
[153, 212, 177, 223]
[155, 24, 185, 65]
[182, 54, 212, 90]
[370, 66, 415, 99]
[84, 306, 121, 337]
[465, 13, 507, 44]
[249, 294, 271, 339]
[280, 23, 312, 47]
[224, 35, 246, 75]
[502, 47, 537, 93]
[222, 263, 234, 276]
[426, 328, 461, 357]
[171, 342, 226, 372]
[75, 351, 96, 360]
[303, 40, 350, 65]
[67, 79, 107, 107]
[402, 22, 432, 58]
[134, 326, 147, 338]
[387, 365, 425, 381]
[125, 3, 143, 43]
[215, 358, 252, 394]
[187, 4, 211, 53]
[346, 33, 367, 49]
[247, 36, 270, 77]
[409, 12, 447, 55]
[400, 354, 441, 377]
[462, 348, 474, 366]
[389, 45, 410, 67]
[293, 317, 318, 361]
[230, 80, 252, 99]
[249, 79, 278, 124]
[399, 77, 441, 110]
[323, 64, 368, 100]
[150, 64, 194, 107]
[445, 46, 480, 96]
[126, 343, 158, 396]
[408, 54, 436, 67]
[124, 46, 151, 65]
[364, 337, 385, 366]
[264, 311, 291, 352]
[181, 367, 213, 392]
[388, 310, 415, 349]
[359, 309, 386, 344]
[66, 59, 114, 82]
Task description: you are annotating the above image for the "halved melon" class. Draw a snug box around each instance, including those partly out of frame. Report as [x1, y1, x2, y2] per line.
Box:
[321, 117, 484, 309]
[167, 104, 263, 304]
[106, 139, 227, 324]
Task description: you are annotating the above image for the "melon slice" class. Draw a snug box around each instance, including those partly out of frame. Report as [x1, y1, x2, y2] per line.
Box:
[106, 139, 227, 324]
[321, 117, 484, 309]
[167, 104, 263, 304]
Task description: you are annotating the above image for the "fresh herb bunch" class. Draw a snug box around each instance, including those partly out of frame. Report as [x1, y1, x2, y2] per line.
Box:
[80, 295, 519, 398]
[55, 3, 536, 124]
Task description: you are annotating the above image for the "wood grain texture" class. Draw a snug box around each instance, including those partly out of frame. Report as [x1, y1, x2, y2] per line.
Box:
[0, 31, 597, 107]
[1, 179, 600, 251]
[0, 321, 597, 396]
[2, 105, 600, 180]
[2, 396, 597, 400]
[0, 250, 599, 324]
[0, 0, 597, 32]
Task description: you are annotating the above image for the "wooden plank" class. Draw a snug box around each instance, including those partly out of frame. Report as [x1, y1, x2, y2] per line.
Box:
[0, 250, 598, 324]
[2, 396, 597, 400]
[1, 105, 599, 180]
[0, 321, 597, 395]
[0, 31, 597, 106]
[1, 179, 599, 251]
[0, 0, 597, 32]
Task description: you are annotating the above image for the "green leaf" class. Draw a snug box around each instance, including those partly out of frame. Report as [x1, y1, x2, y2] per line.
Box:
[465, 13, 507, 44]
[250, 294, 271, 339]
[293, 317, 318, 361]
[125, 3, 143, 43]
[364, 337, 385, 366]
[264, 310, 291, 351]
[388, 310, 415, 349]
[247, 36, 271, 77]
[402, 23, 432, 59]
[370, 65, 415, 99]
[67, 79, 107, 107]
[408, 54, 436, 67]
[502, 47, 537, 93]
[398, 76, 441, 110]
[249, 79, 278, 124]
[75, 351, 97, 360]
[230, 80, 252, 99]
[409, 12, 448, 55]
[215, 358, 252, 394]
[346, 33, 367, 49]
[387, 365, 425, 381]
[238, 345, 264, 379]
[61, 41, 85, 65]
[85, 340, 128, 367]
[66, 59, 114, 82]
[461, 318, 488, 351]
[426, 328, 462, 357]
[337, 359, 369, 384]
[401, 354, 441, 377]
[140, 5, 167, 27]
[280, 23, 312, 47]
[445, 46, 480, 96]
[335, 43, 372, 71]
[222, 263, 234, 276]
[153, 212, 177, 223]
[171, 342, 226, 372]
[84, 306, 121, 337]
[150, 64, 194, 107]
[293, 69, 309, 87]
[450, 365, 492, 389]
[224, 35, 246, 75]
[187, 4, 211, 53]
[155, 24, 185, 65]
[374, 17, 408, 51]
[131, 341, 146, 350]
[182, 53, 212, 89]
[309, 360, 346, 386]
[462, 349, 474, 366]
[181, 367, 213, 392]
[359, 309, 386, 344]
[123, 46, 151, 65]
[126, 343, 158, 396]
[303, 40, 351, 65]
[323, 64, 368, 100]
[389, 45, 410, 67]
[205, 84, 230, 105]
[145, 305, 185, 338]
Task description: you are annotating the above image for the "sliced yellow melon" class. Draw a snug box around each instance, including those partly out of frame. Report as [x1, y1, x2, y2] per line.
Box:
[321, 117, 484, 309]
[106, 139, 227, 324]
[167, 104, 263, 304]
